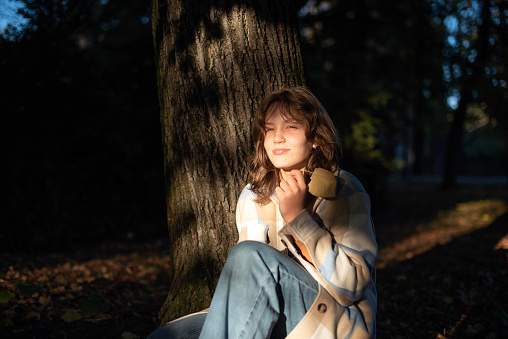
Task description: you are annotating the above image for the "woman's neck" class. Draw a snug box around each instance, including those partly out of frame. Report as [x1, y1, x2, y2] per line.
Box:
[279, 168, 309, 181]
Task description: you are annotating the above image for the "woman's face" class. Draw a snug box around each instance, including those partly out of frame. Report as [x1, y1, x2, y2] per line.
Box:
[263, 110, 315, 179]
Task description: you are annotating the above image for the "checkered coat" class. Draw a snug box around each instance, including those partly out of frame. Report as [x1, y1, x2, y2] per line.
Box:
[236, 169, 377, 338]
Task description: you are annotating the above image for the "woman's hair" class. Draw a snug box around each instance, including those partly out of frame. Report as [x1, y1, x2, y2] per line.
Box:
[249, 87, 342, 204]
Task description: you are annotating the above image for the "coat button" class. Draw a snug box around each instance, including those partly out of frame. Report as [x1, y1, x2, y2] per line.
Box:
[317, 303, 327, 313]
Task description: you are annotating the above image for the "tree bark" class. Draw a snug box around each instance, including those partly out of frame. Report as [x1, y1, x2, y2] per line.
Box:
[151, 0, 305, 323]
[442, 95, 468, 188]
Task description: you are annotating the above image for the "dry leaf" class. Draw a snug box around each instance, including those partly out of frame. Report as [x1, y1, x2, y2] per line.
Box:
[308, 168, 336, 198]
[26, 311, 40, 321]
[1, 317, 14, 327]
[61, 311, 82, 323]
[39, 295, 51, 306]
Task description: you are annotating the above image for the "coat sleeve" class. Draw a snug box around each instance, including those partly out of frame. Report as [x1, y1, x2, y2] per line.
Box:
[235, 184, 268, 243]
[283, 171, 377, 306]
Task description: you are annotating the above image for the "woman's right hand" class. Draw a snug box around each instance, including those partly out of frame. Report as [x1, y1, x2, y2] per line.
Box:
[276, 169, 307, 224]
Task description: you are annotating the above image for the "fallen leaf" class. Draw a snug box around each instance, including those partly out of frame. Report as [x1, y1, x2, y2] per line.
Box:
[1, 317, 14, 327]
[26, 311, 40, 321]
[61, 311, 82, 323]
[81, 295, 109, 318]
[39, 295, 51, 306]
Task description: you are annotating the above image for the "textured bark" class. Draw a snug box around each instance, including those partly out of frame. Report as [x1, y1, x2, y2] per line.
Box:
[151, 0, 305, 323]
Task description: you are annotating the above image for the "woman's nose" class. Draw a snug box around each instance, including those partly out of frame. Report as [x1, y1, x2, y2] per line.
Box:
[273, 129, 285, 143]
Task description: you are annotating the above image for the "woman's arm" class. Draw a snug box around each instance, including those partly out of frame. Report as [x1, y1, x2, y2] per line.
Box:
[283, 171, 377, 306]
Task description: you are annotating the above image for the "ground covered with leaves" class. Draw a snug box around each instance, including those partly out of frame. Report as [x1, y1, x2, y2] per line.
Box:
[1, 185, 507, 338]
[0, 241, 170, 338]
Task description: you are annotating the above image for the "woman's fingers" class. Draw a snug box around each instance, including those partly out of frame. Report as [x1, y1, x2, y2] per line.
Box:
[278, 170, 308, 200]
[290, 170, 307, 190]
[275, 186, 284, 197]
[279, 176, 299, 195]
[278, 179, 290, 192]
[277, 171, 307, 223]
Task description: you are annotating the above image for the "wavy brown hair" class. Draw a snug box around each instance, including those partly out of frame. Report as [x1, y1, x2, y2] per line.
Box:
[249, 87, 342, 204]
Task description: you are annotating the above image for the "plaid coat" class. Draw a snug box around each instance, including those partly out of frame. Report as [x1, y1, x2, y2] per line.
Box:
[236, 169, 377, 338]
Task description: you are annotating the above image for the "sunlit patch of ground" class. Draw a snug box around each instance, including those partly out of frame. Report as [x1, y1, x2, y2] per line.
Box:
[375, 185, 508, 339]
[377, 199, 508, 268]
[494, 232, 508, 250]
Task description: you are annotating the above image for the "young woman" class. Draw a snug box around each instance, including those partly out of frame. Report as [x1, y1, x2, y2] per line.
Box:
[148, 87, 377, 339]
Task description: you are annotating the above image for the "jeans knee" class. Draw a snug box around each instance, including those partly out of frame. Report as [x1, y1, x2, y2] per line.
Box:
[226, 241, 276, 270]
[229, 241, 260, 260]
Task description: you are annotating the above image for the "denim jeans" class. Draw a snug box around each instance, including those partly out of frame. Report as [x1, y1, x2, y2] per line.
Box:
[148, 241, 319, 339]
[200, 241, 318, 339]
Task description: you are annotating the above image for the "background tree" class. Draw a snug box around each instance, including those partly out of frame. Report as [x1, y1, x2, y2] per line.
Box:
[1, 0, 166, 251]
[151, 0, 307, 323]
[429, 0, 508, 187]
[298, 0, 446, 193]
[297, 0, 506, 190]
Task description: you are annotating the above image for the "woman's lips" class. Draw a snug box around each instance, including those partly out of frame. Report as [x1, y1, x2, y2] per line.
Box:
[272, 149, 290, 155]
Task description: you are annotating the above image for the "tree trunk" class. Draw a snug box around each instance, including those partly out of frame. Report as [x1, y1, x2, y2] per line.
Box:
[151, 0, 305, 323]
[441, 0, 491, 189]
[441, 97, 468, 188]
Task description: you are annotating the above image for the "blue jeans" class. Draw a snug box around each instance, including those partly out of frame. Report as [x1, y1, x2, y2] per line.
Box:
[148, 241, 319, 339]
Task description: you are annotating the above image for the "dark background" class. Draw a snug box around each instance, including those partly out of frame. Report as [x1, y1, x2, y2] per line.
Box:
[2, 0, 166, 252]
[1, 0, 506, 251]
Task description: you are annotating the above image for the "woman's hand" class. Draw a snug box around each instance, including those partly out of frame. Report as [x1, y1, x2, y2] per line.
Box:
[276, 169, 307, 223]
[276, 170, 314, 264]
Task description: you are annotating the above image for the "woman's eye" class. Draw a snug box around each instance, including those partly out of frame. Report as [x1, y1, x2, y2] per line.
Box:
[265, 128, 274, 132]
[287, 125, 298, 129]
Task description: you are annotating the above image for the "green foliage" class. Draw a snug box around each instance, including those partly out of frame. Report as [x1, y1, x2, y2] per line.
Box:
[299, 0, 447, 187]
[300, 0, 507, 185]
[368, 91, 393, 111]
[346, 110, 379, 154]
[341, 110, 399, 194]
[0, 290, 15, 304]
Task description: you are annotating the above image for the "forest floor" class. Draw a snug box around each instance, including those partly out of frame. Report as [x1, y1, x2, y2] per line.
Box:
[1, 184, 507, 338]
